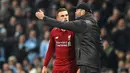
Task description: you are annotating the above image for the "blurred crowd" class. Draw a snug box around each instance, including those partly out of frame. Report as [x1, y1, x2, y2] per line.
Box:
[0, 0, 130, 73]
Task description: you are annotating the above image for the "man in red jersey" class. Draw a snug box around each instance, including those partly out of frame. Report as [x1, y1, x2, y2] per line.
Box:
[42, 8, 78, 73]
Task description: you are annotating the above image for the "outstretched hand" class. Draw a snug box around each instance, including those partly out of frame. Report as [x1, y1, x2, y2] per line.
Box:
[35, 9, 45, 20]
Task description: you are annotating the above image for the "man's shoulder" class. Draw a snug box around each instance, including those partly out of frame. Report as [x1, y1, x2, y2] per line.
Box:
[67, 30, 75, 35]
[83, 19, 98, 28]
[50, 28, 60, 35]
[51, 28, 59, 32]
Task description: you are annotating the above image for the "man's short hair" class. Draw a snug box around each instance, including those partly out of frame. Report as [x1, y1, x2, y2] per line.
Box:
[56, 8, 68, 16]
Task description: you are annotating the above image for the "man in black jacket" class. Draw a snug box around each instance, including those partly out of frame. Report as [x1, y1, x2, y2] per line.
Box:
[36, 3, 105, 73]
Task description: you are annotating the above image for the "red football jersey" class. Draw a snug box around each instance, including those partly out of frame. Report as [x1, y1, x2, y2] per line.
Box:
[44, 28, 77, 72]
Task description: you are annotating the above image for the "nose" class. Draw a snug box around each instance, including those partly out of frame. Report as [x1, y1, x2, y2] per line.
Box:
[64, 17, 67, 21]
[64, 16, 67, 18]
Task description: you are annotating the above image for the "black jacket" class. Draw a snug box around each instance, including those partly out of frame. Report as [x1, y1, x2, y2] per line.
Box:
[43, 14, 105, 68]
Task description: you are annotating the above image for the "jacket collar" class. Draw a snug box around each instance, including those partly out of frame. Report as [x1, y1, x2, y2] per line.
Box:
[76, 13, 97, 23]
[76, 13, 93, 20]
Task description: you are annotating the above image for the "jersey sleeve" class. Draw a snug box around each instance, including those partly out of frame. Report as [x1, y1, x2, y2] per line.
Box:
[44, 31, 55, 67]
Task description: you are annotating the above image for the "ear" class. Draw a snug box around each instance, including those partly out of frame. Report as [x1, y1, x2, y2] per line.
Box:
[81, 10, 86, 15]
[56, 16, 59, 20]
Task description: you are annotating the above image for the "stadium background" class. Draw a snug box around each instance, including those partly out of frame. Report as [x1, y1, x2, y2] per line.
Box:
[0, 0, 130, 73]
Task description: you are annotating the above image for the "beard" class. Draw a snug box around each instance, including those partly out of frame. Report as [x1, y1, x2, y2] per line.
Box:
[75, 15, 80, 19]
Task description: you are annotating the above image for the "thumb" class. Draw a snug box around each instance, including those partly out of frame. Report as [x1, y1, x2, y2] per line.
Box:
[39, 9, 43, 13]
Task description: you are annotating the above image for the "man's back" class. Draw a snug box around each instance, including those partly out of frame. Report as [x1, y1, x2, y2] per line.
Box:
[74, 14, 102, 68]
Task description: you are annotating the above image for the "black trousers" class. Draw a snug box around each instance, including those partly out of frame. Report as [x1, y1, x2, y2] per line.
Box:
[79, 66, 100, 73]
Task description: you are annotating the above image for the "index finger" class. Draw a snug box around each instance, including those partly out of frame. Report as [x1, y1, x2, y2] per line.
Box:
[39, 9, 43, 12]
